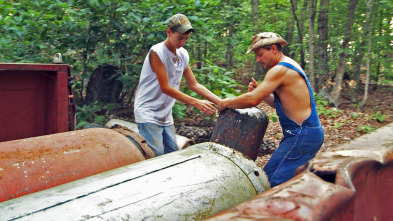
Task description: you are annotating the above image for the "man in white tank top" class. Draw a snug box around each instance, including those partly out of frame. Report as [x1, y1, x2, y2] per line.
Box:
[134, 14, 221, 156]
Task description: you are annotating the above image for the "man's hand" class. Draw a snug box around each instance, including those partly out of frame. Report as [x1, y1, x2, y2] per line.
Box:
[218, 98, 229, 112]
[195, 99, 216, 115]
[248, 77, 259, 92]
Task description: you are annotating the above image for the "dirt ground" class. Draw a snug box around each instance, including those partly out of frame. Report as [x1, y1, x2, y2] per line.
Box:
[175, 83, 393, 167]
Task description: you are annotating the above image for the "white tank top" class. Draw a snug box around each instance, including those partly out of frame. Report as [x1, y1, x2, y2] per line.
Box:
[134, 42, 189, 126]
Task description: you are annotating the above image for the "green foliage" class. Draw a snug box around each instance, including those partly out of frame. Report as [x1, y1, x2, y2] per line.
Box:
[334, 123, 343, 128]
[267, 112, 278, 123]
[173, 101, 187, 120]
[318, 107, 342, 118]
[350, 112, 361, 119]
[176, 60, 241, 119]
[366, 111, 386, 123]
[314, 93, 329, 107]
[357, 124, 375, 133]
[314, 94, 342, 118]
[1, 0, 391, 124]
[76, 102, 119, 129]
[188, 59, 241, 99]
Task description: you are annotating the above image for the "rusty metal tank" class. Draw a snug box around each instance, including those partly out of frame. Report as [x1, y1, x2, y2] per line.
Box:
[211, 107, 269, 160]
[0, 142, 270, 221]
[0, 127, 153, 202]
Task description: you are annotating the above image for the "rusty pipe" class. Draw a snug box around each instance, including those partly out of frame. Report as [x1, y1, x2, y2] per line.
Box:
[0, 128, 152, 202]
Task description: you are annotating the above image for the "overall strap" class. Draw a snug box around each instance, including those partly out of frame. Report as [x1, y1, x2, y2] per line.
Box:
[277, 62, 316, 103]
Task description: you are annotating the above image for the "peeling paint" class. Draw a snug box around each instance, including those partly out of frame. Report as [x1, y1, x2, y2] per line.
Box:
[234, 107, 266, 119]
[63, 149, 81, 154]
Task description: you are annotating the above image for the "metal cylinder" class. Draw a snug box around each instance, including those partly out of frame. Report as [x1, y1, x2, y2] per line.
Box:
[0, 142, 270, 221]
[211, 107, 269, 160]
[0, 128, 151, 202]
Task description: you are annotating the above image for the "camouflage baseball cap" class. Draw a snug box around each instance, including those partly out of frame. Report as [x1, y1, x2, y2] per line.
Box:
[246, 32, 288, 54]
[166, 14, 194, 33]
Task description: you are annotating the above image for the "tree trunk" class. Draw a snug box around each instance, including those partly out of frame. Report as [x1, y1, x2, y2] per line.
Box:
[204, 40, 207, 64]
[251, 0, 265, 78]
[373, 7, 384, 91]
[351, 0, 374, 102]
[317, 0, 329, 96]
[226, 25, 234, 68]
[283, 1, 295, 57]
[308, 0, 317, 90]
[197, 35, 202, 69]
[251, 0, 261, 33]
[361, 0, 379, 108]
[329, 0, 358, 106]
[290, 0, 307, 69]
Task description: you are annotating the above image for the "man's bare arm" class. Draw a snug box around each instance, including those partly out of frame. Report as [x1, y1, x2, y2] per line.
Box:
[218, 67, 284, 111]
[150, 51, 216, 115]
[183, 65, 221, 105]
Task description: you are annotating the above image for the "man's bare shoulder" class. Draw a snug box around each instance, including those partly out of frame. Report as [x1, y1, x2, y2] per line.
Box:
[277, 57, 303, 72]
[265, 63, 295, 80]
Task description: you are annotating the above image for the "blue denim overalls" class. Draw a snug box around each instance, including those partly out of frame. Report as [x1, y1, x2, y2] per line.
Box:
[263, 62, 324, 187]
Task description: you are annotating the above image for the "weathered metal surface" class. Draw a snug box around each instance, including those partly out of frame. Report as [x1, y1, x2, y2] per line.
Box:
[204, 122, 393, 221]
[106, 118, 194, 149]
[0, 63, 76, 142]
[189, 142, 270, 194]
[205, 169, 355, 221]
[0, 142, 270, 221]
[312, 122, 393, 221]
[210, 107, 269, 160]
[0, 128, 149, 202]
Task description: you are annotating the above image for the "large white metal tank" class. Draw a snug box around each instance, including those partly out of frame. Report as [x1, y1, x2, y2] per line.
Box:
[0, 142, 270, 221]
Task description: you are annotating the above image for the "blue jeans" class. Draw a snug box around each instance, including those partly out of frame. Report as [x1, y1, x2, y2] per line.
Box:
[263, 125, 324, 187]
[137, 123, 178, 156]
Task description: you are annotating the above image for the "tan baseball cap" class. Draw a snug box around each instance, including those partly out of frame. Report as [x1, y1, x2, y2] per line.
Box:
[246, 32, 288, 54]
[166, 14, 195, 33]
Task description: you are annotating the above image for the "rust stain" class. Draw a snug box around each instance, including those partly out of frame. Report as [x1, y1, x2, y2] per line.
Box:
[0, 128, 148, 202]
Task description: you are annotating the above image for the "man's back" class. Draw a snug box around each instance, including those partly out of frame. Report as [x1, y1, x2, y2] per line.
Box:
[271, 57, 311, 125]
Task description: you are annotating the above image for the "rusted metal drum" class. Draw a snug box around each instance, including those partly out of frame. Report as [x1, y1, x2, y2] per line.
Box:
[0, 128, 152, 202]
[0, 142, 270, 221]
[106, 118, 195, 149]
[211, 107, 269, 160]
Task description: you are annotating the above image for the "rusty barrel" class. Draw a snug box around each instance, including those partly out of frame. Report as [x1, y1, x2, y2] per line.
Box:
[0, 127, 153, 202]
[211, 107, 269, 160]
[0, 142, 270, 221]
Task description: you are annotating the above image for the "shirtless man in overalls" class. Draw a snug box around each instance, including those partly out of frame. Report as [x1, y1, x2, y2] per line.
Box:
[218, 32, 324, 187]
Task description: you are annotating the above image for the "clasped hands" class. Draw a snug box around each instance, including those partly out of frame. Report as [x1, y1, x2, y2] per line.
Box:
[203, 77, 259, 114]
